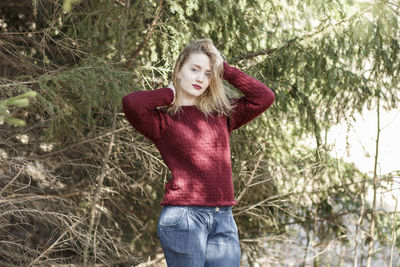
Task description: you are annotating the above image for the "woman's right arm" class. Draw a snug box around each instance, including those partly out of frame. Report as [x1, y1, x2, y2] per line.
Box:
[122, 87, 174, 141]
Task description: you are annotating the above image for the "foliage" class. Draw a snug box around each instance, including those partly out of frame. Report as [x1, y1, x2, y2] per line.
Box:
[0, 91, 37, 126]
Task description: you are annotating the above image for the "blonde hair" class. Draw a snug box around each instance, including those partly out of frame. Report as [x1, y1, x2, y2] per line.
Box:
[167, 39, 235, 117]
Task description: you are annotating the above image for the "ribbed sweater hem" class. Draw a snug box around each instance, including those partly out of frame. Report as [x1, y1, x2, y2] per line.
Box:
[160, 200, 238, 207]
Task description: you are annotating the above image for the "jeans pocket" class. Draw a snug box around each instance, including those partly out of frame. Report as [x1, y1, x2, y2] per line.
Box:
[159, 206, 187, 227]
[158, 207, 189, 255]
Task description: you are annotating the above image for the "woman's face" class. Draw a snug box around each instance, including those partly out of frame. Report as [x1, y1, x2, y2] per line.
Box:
[177, 52, 211, 105]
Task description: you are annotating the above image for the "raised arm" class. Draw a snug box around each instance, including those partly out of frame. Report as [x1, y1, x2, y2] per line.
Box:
[223, 62, 275, 132]
[122, 87, 174, 141]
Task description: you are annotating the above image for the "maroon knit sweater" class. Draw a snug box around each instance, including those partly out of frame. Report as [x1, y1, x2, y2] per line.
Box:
[122, 62, 275, 206]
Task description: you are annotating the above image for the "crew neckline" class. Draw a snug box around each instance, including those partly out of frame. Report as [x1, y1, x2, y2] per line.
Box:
[180, 105, 197, 109]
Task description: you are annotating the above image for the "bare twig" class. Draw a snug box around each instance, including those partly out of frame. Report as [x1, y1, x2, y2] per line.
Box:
[28, 220, 80, 266]
[236, 153, 264, 202]
[366, 95, 381, 267]
[0, 192, 86, 204]
[134, 252, 165, 267]
[0, 167, 24, 196]
[353, 178, 367, 267]
[389, 194, 398, 266]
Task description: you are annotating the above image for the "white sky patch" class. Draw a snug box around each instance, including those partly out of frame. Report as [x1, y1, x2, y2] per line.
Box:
[327, 106, 400, 211]
[328, 107, 400, 175]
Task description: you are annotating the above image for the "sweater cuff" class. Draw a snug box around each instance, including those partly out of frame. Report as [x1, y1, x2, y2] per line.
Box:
[149, 87, 175, 106]
[162, 87, 175, 105]
[223, 61, 237, 81]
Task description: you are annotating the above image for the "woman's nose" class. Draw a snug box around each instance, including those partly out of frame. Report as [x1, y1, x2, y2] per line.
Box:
[196, 73, 204, 83]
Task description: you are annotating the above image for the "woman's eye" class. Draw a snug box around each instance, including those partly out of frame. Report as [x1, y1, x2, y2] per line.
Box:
[205, 73, 211, 77]
[191, 68, 198, 72]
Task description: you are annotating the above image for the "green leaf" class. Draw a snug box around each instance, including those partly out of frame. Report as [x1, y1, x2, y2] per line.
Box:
[4, 99, 29, 108]
[4, 117, 26, 127]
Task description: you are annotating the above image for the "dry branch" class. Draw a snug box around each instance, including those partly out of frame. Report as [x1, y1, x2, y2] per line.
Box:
[36, 125, 129, 159]
[83, 107, 118, 266]
[0, 167, 24, 196]
[236, 152, 264, 202]
[28, 220, 80, 266]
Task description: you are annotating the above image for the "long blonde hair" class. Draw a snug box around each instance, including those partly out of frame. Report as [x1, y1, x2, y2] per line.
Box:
[167, 39, 235, 117]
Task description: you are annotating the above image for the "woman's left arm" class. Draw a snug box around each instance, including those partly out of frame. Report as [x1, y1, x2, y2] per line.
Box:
[223, 61, 275, 132]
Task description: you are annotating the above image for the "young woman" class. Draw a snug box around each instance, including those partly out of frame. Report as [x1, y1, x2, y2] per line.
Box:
[122, 39, 275, 267]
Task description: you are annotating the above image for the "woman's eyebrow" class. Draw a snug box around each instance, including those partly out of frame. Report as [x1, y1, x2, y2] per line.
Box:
[192, 64, 211, 72]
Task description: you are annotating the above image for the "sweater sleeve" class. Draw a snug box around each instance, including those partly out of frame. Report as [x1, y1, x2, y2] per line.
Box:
[223, 62, 275, 132]
[122, 87, 174, 141]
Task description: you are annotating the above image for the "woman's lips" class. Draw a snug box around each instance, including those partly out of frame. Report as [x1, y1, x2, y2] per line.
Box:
[192, 84, 202, 90]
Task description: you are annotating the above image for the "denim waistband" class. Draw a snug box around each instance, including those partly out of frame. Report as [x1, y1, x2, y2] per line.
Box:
[181, 206, 232, 214]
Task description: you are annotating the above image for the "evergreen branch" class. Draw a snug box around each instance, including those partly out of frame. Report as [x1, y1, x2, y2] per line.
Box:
[232, 38, 297, 62]
[382, 0, 400, 9]
[125, 0, 164, 69]
[233, 7, 372, 62]
[0, 32, 80, 60]
[118, 0, 131, 58]
[35, 124, 130, 159]
[0, 0, 31, 8]
[289, 85, 322, 149]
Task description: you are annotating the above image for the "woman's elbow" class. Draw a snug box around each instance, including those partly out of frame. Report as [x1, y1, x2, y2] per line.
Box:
[122, 94, 135, 114]
[261, 88, 275, 110]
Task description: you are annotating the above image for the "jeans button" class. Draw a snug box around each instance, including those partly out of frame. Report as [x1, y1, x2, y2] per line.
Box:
[215, 207, 220, 212]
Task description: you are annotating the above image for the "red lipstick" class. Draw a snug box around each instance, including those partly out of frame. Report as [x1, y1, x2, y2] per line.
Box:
[192, 84, 202, 90]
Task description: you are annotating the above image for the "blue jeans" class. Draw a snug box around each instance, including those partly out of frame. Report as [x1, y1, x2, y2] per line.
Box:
[157, 206, 241, 267]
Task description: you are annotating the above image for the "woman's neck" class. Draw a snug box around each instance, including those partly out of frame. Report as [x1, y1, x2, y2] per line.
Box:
[178, 94, 196, 106]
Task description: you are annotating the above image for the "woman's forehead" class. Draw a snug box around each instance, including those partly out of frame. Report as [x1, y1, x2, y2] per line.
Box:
[185, 53, 211, 71]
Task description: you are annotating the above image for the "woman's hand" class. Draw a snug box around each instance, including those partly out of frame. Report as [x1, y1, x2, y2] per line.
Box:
[167, 81, 176, 105]
[167, 81, 175, 96]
